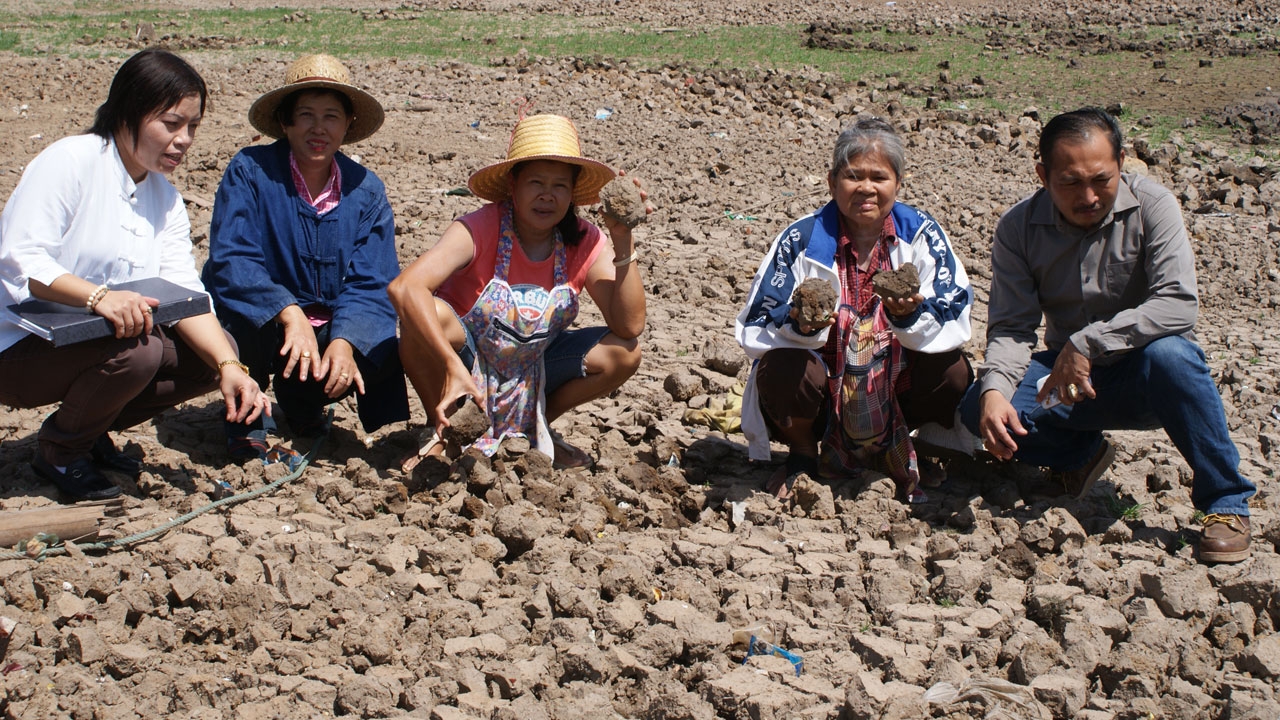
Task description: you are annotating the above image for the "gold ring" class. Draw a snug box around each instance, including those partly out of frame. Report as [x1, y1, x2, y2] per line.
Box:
[145, 307, 153, 314]
[302, 351, 312, 359]
[340, 372, 349, 379]
[1066, 383, 1081, 400]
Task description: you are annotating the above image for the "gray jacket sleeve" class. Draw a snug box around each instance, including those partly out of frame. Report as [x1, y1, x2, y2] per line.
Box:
[978, 206, 1040, 399]
[1068, 181, 1199, 360]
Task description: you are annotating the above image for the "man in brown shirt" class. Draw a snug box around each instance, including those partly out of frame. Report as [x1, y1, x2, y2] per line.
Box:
[960, 107, 1256, 563]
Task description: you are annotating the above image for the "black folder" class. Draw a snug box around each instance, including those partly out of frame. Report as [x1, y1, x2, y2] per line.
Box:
[7, 277, 212, 347]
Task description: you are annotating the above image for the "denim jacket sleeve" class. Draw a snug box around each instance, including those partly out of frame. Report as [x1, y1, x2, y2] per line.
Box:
[205, 149, 301, 328]
[327, 165, 399, 361]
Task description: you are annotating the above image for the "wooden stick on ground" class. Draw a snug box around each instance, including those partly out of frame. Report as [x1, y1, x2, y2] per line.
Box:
[0, 503, 121, 549]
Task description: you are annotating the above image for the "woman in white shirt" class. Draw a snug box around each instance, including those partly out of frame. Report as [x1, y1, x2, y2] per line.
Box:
[0, 49, 268, 502]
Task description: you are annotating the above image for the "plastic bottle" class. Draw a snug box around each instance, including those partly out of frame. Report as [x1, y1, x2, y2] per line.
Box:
[730, 625, 774, 647]
[731, 625, 803, 676]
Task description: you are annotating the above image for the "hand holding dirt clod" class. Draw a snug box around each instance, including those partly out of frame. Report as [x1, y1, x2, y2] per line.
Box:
[790, 278, 837, 332]
[872, 264, 925, 318]
[871, 264, 920, 300]
[441, 397, 491, 451]
[599, 173, 651, 229]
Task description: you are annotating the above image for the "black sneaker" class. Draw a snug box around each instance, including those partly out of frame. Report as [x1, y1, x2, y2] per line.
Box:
[91, 434, 142, 477]
[32, 455, 123, 502]
[1048, 439, 1116, 499]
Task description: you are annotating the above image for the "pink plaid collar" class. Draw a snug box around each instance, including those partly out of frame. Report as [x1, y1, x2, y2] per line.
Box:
[289, 153, 342, 215]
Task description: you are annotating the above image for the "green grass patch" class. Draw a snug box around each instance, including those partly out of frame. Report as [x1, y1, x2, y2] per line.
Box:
[0, 6, 1203, 80]
[3, 4, 1278, 149]
[1105, 493, 1146, 521]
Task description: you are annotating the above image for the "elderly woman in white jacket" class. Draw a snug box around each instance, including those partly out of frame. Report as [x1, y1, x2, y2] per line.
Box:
[735, 118, 973, 502]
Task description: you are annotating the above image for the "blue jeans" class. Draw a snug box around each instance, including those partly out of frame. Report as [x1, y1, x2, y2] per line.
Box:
[959, 336, 1255, 515]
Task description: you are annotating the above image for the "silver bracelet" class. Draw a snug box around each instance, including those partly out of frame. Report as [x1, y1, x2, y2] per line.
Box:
[613, 249, 639, 267]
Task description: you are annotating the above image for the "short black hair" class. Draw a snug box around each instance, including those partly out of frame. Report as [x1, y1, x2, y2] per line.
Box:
[1038, 108, 1123, 170]
[89, 49, 206, 145]
[275, 88, 355, 130]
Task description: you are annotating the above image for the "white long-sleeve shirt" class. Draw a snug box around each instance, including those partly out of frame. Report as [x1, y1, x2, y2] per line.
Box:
[0, 134, 204, 353]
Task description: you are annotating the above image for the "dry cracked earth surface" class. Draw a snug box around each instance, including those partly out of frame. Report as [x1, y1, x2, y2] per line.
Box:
[1, 1, 1280, 718]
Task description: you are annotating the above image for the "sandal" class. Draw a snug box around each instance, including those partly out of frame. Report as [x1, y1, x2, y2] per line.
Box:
[551, 432, 593, 470]
[764, 453, 819, 500]
[228, 431, 270, 463]
[401, 429, 447, 474]
[264, 444, 303, 472]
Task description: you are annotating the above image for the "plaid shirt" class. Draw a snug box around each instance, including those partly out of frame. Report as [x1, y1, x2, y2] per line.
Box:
[819, 212, 916, 492]
[289, 153, 342, 215]
[821, 213, 895, 371]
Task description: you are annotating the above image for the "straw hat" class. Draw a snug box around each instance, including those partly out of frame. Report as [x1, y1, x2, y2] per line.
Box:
[248, 54, 384, 144]
[468, 114, 615, 205]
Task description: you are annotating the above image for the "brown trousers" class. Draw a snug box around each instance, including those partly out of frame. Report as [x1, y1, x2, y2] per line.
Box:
[0, 327, 225, 466]
[755, 346, 973, 438]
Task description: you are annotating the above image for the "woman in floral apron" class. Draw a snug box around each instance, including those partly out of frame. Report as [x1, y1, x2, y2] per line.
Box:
[735, 118, 976, 502]
[390, 114, 647, 469]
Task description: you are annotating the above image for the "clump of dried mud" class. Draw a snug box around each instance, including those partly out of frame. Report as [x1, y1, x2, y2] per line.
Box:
[441, 397, 491, 450]
[599, 177, 647, 229]
[0, 2, 1279, 718]
[792, 278, 838, 326]
[873, 263, 920, 300]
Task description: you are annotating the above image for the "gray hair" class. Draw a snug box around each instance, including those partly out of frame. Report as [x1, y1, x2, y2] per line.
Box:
[829, 117, 905, 182]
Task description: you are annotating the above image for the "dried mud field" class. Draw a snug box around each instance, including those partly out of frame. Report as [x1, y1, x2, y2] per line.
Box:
[2, 1, 1280, 718]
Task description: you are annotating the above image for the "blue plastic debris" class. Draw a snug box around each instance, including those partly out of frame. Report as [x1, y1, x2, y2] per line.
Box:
[744, 635, 804, 676]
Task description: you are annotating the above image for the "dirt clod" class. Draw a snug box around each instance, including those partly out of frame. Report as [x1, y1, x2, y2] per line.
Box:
[598, 177, 646, 228]
[872, 263, 920, 300]
[441, 398, 490, 448]
[792, 278, 837, 326]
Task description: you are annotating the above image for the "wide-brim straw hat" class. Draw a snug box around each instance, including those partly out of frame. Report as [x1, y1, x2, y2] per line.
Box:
[248, 54, 384, 144]
[468, 114, 615, 205]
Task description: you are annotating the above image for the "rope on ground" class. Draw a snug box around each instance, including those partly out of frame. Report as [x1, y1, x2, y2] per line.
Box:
[0, 408, 332, 562]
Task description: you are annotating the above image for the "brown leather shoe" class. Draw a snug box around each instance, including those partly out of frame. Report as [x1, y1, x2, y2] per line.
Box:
[1048, 439, 1116, 499]
[1200, 514, 1251, 563]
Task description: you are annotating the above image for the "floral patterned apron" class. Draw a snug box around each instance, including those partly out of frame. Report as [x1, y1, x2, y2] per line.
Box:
[461, 203, 578, 459]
